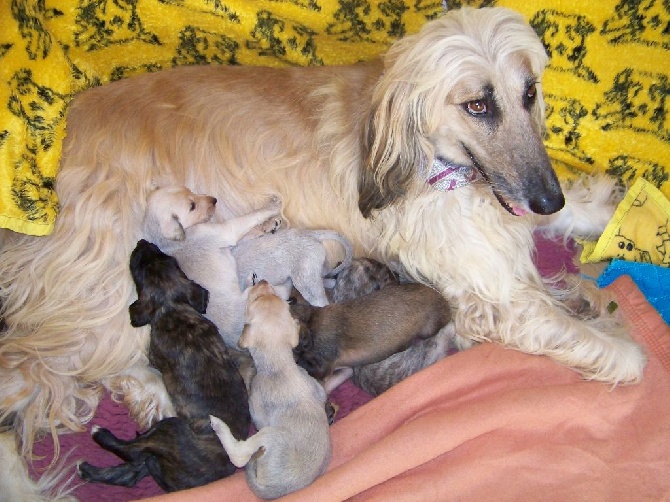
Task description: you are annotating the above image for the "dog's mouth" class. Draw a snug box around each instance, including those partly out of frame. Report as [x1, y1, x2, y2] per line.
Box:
[435, 149, 528, 217]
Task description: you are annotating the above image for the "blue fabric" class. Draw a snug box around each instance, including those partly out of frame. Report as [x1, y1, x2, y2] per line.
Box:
[598, 259, 670, 325]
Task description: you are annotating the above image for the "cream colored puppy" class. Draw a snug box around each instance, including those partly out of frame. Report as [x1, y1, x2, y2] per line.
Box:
[210, 280, 331, 499]
[142, 186, 282, 346]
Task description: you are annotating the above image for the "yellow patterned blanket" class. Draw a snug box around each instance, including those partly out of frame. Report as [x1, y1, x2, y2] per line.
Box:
[1, 0, 669, 235]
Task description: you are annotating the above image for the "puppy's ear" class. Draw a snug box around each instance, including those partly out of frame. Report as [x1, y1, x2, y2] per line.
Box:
[129, 298, 153, 327]
[160, 214, 186, 241]
[187, 282, 209, 314]
[289, 318, 300, 349]
[358, 79, 428, 218]
[238, 324, 251, 349]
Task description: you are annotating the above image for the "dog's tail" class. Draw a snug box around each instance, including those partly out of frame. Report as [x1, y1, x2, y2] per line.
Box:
[308, 230, 354, 278]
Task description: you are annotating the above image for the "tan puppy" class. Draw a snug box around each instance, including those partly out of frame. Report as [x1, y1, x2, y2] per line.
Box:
[210, 281, 331, 500]
[291, 283, 453, 393]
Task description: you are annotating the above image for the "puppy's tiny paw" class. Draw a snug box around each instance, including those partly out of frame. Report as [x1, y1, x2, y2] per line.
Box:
[76, 461, 97, 481]
[260, 216, 283, 234]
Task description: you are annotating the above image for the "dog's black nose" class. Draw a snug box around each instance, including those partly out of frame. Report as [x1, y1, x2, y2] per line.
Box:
[529, 192, 565, 215]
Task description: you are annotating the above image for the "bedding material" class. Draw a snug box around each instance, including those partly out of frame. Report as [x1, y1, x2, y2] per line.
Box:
[142, 274, 670, 502]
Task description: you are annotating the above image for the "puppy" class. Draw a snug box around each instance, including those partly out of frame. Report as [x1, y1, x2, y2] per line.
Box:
[77, 240, 250, 492]
[291, 283, 453, 393]
[210, 280, 331, 499]
[232, 228, 353, 306]
[326, 257, 400, 303]
[142, 185, 282, 346]
[352, 325, 456, 396]
[323, 258, 455, 395]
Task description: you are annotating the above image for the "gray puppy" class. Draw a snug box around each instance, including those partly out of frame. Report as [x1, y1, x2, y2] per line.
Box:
[322, 258, 456, 396]
[232, 228, 353, 307]
[211, 281, 331, 499]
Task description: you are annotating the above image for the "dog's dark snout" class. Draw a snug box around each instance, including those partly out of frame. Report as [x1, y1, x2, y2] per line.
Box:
[529, 191, 565, 215]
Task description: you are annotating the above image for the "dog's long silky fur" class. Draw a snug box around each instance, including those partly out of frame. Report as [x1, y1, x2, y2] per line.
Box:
[0, 6, 646, 487]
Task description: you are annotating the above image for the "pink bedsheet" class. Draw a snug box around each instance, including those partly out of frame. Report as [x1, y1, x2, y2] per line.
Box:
[145, 275, 670, 501]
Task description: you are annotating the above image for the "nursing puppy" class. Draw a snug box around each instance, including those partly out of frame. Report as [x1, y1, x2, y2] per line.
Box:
[142, 185, 282, 346]
[77, 240, 250, 492]
[353, 325, 455, 396]
[232, 228, 354, 306]
[291, 283, 453, 393]
[324, 258, 455, 395]
[326, 257, 400, 303]
[211, 280, 331, 499]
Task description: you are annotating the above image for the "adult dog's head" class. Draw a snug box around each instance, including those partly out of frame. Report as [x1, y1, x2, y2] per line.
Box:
[359, 7, 563, 218]
[128, 239, 209, 327]
[144, 186, 218, 241]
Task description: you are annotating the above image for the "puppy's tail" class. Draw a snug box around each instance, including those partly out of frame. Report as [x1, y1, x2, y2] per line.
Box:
[309, 230, 354, 278]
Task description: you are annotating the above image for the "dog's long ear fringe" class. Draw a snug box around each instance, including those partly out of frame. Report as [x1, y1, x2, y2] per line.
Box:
[358, 85, 427, 218]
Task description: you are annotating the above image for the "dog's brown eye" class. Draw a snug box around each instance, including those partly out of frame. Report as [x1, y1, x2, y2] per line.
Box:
[189, 202, 196, 211]
[527, 83, 537, 99]
[466, 99, 488, 115]
[468, 99, 488, 115]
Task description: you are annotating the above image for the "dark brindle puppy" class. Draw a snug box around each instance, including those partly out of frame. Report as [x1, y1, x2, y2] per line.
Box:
[291, 282, 453, 393]
[77, 239, 250, 492]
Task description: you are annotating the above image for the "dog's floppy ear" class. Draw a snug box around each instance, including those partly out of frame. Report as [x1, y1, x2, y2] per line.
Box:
[289, 318, 300, 349]
[160, 214, 186, 241]
[186, 281, 209, 314]
[128, 297, 154, 327]
[358, 75, 429, 218]
[238, 324, 252, 349]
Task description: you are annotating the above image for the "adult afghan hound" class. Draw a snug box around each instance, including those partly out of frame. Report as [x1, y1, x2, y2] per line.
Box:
[0, 6, 645, 493]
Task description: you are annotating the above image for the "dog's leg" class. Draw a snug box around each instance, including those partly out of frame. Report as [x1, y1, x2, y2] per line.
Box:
[293, 270, 330, 307]
[210, 415, 268, 468]
[241, 213, 284, 241]
[323, 367, 353, 394]
[550, 274, 620, 320]
[189, 209, 282, 248]
[89, 425, 147, 462]
[455, 288, 646, 384]
[77, 459, 150, 487]
[103, 362, 175, 430]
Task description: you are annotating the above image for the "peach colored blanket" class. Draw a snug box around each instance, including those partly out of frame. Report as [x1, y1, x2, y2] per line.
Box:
[145, 275, 670, 502]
